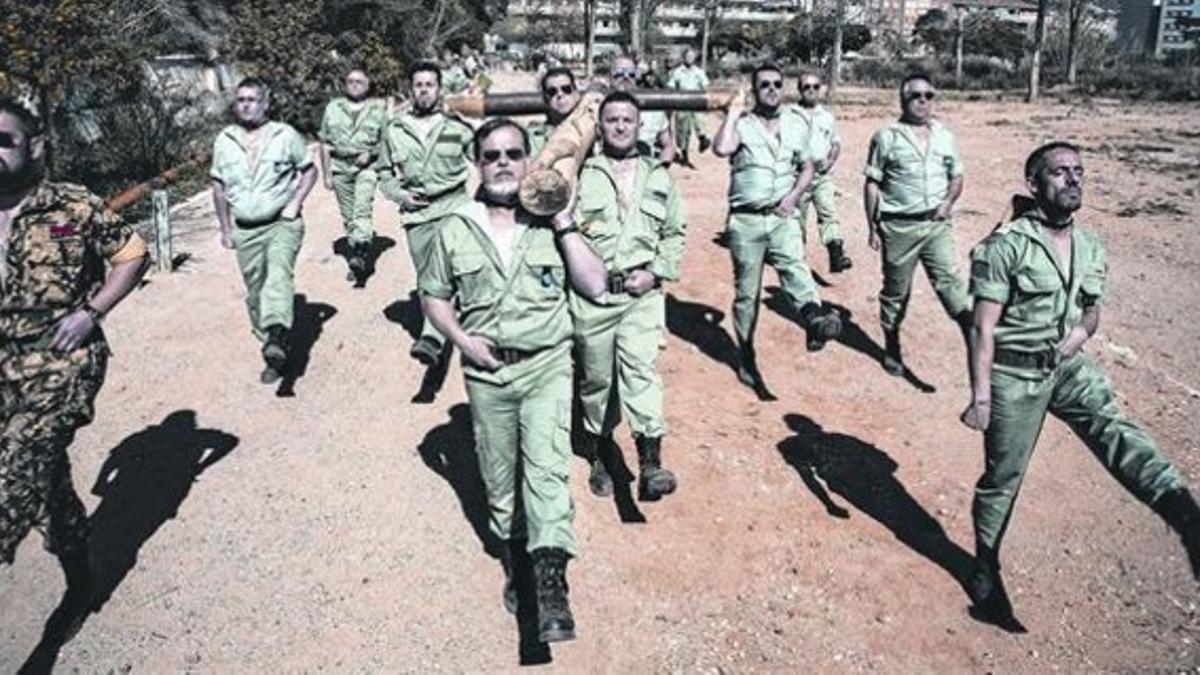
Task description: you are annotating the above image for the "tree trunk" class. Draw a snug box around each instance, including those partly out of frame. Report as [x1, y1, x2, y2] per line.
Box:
[701, 3, 712, 71]
[830, 0, 846, 94]
[955, 7, 965, 88]
[585, 0, 596, 77]
[630, 0, 642, 57]
[898, 0, 907, 43]
[1027, 0, 1049, 102]
[1066, 0, 1081, 85]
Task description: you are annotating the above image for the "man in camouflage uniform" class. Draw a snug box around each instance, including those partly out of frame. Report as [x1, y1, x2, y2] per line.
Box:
[377, 61, 474, 369]
[571, 92, 686, 501]
[794, 70, 851, 274]
[0, 96, 149, 636]
[526, 66, 581, 157]
[863, 73, 971, 377]
[960, 141, 1200, 630]
[319, 68, 387, 284]
[712, 64, 843, 400]
[211, 77, 318, 384]
[667, 48, 711, 167]
[420, 118, 606, 644]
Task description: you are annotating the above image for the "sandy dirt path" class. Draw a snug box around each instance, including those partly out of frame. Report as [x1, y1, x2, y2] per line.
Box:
[3, 77, 1199, 671]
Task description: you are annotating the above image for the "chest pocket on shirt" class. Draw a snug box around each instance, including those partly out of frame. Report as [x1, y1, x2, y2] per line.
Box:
[637, 195, 668, 245]
[27, 230, 87, 268]
[523, 244, 565, 300]
[435, 131, 466, 157]
[1013, 270, 1061, 320]
[451, 253, 494, 307]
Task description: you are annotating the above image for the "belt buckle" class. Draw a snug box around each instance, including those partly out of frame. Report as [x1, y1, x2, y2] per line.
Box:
[1044, 349, 1060, 370]
[608, 273, 626, 294]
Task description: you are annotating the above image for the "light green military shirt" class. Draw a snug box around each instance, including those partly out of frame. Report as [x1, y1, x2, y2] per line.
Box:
[318, 97, 388, 175]
[444, 65, 470, 94]
[727, 108, 812, 211]
[863, 119, 964, 216]
[793, 104, 841, 175]
[377, 110, 474, 225]
[574, 155, 686, 301]
[420, 201, 572, 382]
[210, 121, 312, 225]
[970, 214, 1107, 377]
[669, 65, 709, 91]
[638, 110, 669, 153]
[527, 119, 555, 158]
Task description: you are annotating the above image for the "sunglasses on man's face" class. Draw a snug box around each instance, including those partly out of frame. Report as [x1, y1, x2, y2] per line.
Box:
[0, 131, 17, 149]
[758, 79, 784, 90]
[544, 84, 575, 97]
[801, 83, 821, 91]
[481, 147, 527, 164]
[906, 91, 936, 102]
[612, 68, 637, 78]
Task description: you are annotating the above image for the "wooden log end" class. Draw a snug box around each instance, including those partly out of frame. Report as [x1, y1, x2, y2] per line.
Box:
[519, 168, 570, 216]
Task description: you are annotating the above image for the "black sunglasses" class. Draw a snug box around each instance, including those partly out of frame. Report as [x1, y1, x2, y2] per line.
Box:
[0, 131, 16, 149]
[481, 148, 527, 164]
[612, 68, 637, 78]
[544, 84, 575, 97]
[801, 83, 821, 91]
[758, 79, 784, 90]
[906, 91, 936, 101]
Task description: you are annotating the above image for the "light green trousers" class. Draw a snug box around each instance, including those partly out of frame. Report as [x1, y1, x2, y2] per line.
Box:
[232, 216, 304, 341]
[331, 169, 378, 246]
[798, 174, 842, 246]
[727, 211, 820, 348]
[878, 217, 970, 332]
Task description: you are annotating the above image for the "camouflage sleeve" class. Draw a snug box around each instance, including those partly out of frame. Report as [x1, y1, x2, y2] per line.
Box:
[863, 129, 888, 182]
[969, 234, 1015, 305]
[88, 195, 143, 262]
[418, 227, 455, 300]
[650, 176, 687, 282]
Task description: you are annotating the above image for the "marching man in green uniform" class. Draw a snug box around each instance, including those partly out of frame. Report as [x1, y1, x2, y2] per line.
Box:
[1, 96, 149, 638]
[318, 68, 387, 285]
[863, 73, 971, 377]
[794, 70, 851, 274]
[211, 77, 318, 384]
[712, 64, 843, 401]
[526, 66, 581, 157]
[377, 61, 474, 369]
[667, 48, 711, 167]
[960, 141, 1200, 630]
[420, 118, 606, 644]
[571, 91, 686, 501]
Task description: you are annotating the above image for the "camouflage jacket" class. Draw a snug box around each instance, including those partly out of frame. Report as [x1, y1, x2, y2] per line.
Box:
[1, 182, 140, 347]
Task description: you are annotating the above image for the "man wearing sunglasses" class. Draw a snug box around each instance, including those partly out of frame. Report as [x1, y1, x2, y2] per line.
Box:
[319, 68, 387, 286]
[667, 48, 712, 167]
[378, 61, 475, 370]
[960, 141, 1200, 631]
[527, 66, 581, 156]
[712, 63, 843, 401]
[0, 96, 149, 639]
[212, 78, 318, 384]
[571, 91, 687, 503]
[609, 56, 676, 166]
[794, 71, 852, 275]
[420, 118, 606, 644]
[863, 73, 972, 377]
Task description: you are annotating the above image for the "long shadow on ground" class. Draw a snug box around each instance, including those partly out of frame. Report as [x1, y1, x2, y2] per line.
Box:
[277, 294, 338, 398]
[416, 405, 551, 665]
[762, 289, 935, 393]
[21, 411, 238, 673]
[776, 413, 973, 594]
[664, 293, 739, 376]
[382, 293, 451, 403]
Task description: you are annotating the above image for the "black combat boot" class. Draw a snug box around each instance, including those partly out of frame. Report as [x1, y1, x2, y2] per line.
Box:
[347, 241, 368, 283]
[1153, 488, 1200, 580]
[261, 325, 289, 383]
[636, 435, 677, 501]
[580, 432, 614, 498]
[799, 302, 842, 351]
[531, 548, 576, 643]
[882, 328, 904, 376]
[698, 134, 711, 154]
[409, 335, 443, 368]
[827, 239, 853, 273]
[736, 343, 776, 401]
[967, 544, 1026, 633]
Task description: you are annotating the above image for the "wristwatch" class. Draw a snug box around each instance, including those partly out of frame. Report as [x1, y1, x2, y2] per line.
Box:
[81, 302, 105, 324]
[554, 223, 581, 239]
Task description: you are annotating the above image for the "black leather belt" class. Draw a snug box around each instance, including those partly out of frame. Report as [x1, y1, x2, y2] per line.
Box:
[494, 346, 545, 366]
[607, 272, 627, 295]
[994, 348, 1059, 370]
[729, 204, 777, 216]
[880, 209, 940, 222]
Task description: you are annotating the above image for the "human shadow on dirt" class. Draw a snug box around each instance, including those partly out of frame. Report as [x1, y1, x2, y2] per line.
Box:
[276, 294, 338, 398]
[332, 235, 397, 288]
[664, 293, 739, 374]
[417, 405, 552, 664]
[761, 290, 936, 393]
[20, 411, 238, 673]
[776, 413, 974, 594]
[382, 293, 452, 403]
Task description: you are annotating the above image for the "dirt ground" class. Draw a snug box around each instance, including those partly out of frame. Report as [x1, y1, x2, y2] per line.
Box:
[3, 73, 1200, 672]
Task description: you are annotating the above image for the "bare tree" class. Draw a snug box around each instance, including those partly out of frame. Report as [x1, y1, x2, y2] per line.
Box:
[1027, 0, 1048, 101]
[1065, 0, 1089, 85]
